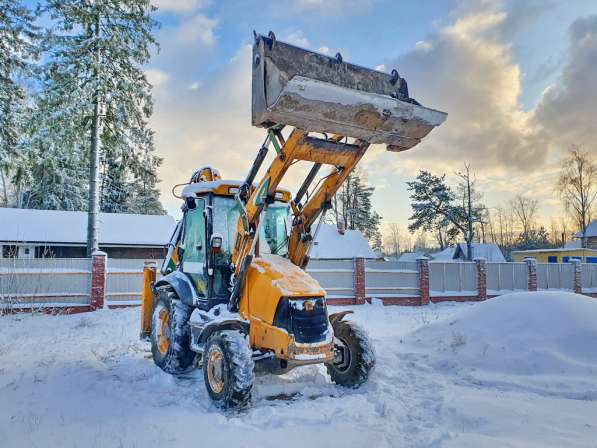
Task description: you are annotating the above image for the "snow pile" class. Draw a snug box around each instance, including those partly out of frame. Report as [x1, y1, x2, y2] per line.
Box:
[409, 291, 597, 395]
[1, 293, 597, 447]
[310, 224, 376, 259]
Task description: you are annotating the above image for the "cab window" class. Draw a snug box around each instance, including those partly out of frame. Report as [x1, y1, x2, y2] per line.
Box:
[182, 199, 207, 296]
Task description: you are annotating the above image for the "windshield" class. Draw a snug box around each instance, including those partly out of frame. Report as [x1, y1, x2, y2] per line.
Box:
[211, 197, 291, 258]
[260, 203, 291, 256]
[211, 197, 241, 296]
[212, 196, 241, 257]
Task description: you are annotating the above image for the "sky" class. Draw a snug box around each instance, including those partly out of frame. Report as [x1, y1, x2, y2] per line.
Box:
[146, 0, 597, 232]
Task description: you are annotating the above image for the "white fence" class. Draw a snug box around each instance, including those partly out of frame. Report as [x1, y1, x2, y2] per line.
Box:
[0, 258, 92, 310]
[537, 263, 574, 290]
[106, 258, 157, 306]
[429, 262, 477, 296]
[306, 259, 355, 300]
[2, 257, 597, 312]
[486, 262, 528, 294]
[364, 260, 419, 298]
[582, 264, 597, 293]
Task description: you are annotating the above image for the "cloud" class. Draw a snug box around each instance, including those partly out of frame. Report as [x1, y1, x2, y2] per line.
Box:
[533, 15, 597, 149]
[370, 4, 545, 178]
[153, 0, 207, 13]
[284, 30, 309, 48]
[145, 68, 169, 88]
[366, 7, 597, 223]
[151, 44, 328, 214]
[151, 45, 265, 213]
[292, 0, 372, 12]
[176, 14, 218, 46]
[415, 40, 432, 51]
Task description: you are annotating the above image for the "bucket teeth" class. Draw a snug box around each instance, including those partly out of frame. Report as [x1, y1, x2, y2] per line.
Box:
[252, 33, 447, 151]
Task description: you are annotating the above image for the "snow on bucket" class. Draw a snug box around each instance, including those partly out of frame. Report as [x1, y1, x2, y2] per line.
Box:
[251, 32, 447, 152]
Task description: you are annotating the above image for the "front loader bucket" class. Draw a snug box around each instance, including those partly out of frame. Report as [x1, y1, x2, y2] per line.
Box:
[252, 33, 447, 151]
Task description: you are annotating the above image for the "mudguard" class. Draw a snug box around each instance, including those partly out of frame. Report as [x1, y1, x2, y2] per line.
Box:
[194, 319, 249, 345]
[155, 271, 198, 306]
[329, 310, 354, 325]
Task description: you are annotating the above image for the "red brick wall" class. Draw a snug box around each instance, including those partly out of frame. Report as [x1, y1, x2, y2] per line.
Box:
[476, 258, 487, 301]
[353, 258, 366, 305]
[90, 251, 106, 310]
[417, 258, 430, 306]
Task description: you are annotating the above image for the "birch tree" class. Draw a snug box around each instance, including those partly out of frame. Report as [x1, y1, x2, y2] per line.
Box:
[557, 146, 597, 244]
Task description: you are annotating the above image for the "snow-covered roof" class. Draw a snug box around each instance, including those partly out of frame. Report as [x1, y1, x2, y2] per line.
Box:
[512, 247, 597, 254]
[398, 252, 428, 262]
[430, 246, 456, 261]
[431, 243, 506, 262]
[0, 207, 176, 246]
[575, 220, 597, 238]
[564, 239, 582, 249]
[309, 224, 376, 259]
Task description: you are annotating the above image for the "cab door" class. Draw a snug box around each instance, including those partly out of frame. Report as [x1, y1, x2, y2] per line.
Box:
[182, 198, 208, 297]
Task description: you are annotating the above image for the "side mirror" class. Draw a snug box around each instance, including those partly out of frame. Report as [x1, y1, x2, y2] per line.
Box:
[185, 196, 196, 210]
[210, 233, 223, 254]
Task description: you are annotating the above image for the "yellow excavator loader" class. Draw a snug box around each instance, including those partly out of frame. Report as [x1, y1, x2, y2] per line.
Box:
[140, 32, 447, 408]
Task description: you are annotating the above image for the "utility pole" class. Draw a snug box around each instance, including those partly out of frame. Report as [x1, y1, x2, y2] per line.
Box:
[87, 12, 101, 256]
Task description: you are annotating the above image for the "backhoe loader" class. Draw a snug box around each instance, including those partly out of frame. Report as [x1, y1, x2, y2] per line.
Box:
[140, 32, 447, 408]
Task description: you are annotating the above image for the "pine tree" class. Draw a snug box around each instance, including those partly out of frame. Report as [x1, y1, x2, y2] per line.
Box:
[407, 167, 485, 260]
[332, 169, 383, 251]
[0, 0, 38, 206]
[127, 148, 166, 214]
[37, 0, 164, 214]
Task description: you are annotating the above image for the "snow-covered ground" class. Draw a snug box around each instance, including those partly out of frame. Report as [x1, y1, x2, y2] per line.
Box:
[1, 292, 597, 447]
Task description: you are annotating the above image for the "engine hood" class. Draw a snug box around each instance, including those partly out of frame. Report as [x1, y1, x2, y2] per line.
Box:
[253, 254, 325, 297]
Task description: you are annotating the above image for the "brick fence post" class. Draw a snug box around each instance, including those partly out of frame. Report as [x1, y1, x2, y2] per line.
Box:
[90, 251, 107, 310]
[572, 259, 582, 294]
[417, 257, 430, 306]
[475, 258, 487, 301]
[524, 257, 537, 292]
[353, 257, 366, 305]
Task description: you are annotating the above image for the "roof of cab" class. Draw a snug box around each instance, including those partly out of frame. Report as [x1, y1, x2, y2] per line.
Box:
[181, 179, 292, 202]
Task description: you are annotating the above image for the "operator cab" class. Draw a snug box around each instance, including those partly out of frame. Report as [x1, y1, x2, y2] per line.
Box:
[164, 166, 292, 310]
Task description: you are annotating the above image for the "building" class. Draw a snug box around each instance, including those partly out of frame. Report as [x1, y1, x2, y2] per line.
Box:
[398, 251, 429, 262]
[512, 247, 597, 263]
[431, 243, 506, 262]
[309, 224, 376, 259]
[0, 207, 175, 259]
[575, 220, 597, 249]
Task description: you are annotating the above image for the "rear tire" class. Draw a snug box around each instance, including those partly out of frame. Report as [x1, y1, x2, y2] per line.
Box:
[326, 320, 375, 388]
[203, 330, 254, 409]
[150, 287, 196, 374]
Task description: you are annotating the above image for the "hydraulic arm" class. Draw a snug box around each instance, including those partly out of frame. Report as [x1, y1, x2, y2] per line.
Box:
[228, 128, 369, 310]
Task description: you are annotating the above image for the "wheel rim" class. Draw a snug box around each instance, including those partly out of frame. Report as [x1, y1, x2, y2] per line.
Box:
[157, 307, 171, 355]
[207, 348, 225, 394]
[333, 337, 352, 373]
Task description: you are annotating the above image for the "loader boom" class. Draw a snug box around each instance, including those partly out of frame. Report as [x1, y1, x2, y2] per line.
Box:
[229, 129, 370, 310]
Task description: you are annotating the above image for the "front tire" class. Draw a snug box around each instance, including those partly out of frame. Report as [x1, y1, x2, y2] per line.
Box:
[326, 320, 375, 388]
[150, 287, 196, 374]
[203, 330, 254, 409]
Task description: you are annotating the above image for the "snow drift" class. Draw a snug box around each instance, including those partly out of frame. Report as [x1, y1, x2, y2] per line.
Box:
[1, 292, 597, 447]
[409, 291, 597, 398]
